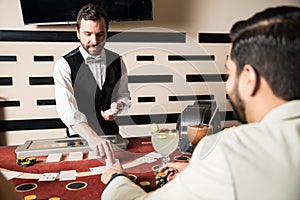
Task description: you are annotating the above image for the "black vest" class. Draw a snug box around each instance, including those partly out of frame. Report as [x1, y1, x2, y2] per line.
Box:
[63, 47, 121, 136]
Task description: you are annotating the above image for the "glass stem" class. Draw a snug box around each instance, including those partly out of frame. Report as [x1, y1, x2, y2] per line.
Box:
[161, 156, 170, 165]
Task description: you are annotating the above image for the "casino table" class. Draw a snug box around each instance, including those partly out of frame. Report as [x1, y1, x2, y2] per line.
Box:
[0, 137, 187, 200]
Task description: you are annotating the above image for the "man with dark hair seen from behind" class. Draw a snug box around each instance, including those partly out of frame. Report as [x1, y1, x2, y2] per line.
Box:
[53, 3, 131, 163]
[100, 6, 300, 200]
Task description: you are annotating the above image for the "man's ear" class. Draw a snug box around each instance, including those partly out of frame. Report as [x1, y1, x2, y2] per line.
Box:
[243, 64, 259, 96]
[76, 28, 80, 40]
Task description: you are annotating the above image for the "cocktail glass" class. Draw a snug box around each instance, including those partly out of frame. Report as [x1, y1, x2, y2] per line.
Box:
[151, 128, 179, 166]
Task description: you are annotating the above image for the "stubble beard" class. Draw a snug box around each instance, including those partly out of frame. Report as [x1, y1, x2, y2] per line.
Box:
[83, 42, 105, 56]
[228, 82, 247, 124]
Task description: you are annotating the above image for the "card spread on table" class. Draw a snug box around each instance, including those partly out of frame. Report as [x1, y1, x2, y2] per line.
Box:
[135, 152, 162, 164]
[89, 166, 109, 175]
[122, 159, 145, 169]
[69, 152, 83, 161]
[122, 152, 161, 169]
[59, 170, 77, 181]
[38, 173, 59, 181]
[46, 153, 62, 163]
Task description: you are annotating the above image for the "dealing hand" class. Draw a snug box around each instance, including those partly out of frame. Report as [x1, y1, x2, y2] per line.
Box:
[101, 159, 124, 184]
[87, 135, 115, 160]
[73, 123, 115, 163]
[158, 162, 188, 182]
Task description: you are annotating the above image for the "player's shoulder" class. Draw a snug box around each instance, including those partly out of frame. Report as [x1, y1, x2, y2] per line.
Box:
[218, 123, 262, 141]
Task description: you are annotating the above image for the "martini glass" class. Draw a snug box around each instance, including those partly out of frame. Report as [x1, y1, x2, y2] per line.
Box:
[151, 128, 179, 165]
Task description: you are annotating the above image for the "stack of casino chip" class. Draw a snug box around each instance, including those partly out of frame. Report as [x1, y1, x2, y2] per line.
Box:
[155, 172, 168, 187]
[17, 157, 37, 168]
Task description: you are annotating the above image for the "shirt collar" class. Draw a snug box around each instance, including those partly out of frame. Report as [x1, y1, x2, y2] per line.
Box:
[79, 46, 106, 63]
[261, 100, 300, 123]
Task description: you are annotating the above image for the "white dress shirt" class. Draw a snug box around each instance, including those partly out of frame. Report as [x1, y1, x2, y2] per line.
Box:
[53, 46, 131, 136]
[102, 100, 300, 200]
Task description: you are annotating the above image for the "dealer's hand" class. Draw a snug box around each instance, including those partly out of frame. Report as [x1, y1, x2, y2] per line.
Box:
[101, 110, 117, 121]
[72, 123, 115, 163]
[158, 162, 188, 182]
[101, 102, 123, 121]
[101, 159, 124, 184]
[87, 135, 115, 159]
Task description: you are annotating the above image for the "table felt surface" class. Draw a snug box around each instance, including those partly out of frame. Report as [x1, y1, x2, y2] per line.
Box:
[0, 137, 185, 200]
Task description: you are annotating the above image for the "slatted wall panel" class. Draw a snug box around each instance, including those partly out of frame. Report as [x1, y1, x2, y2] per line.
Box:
[0, 29, 238, 145]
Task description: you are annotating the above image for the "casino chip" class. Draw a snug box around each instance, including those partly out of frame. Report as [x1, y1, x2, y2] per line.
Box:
[139, 181, 151, 192]
[155, 172, 168, 187]
[16, 157, 26, 165]
[17, 157, 37, 168]
[24, 195, 37, 200]
[28, 157, 37, 165]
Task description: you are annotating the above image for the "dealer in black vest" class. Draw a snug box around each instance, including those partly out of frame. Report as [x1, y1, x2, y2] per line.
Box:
[53, 3, 131, 163]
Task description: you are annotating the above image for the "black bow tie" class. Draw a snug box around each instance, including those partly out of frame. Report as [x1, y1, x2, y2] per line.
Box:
[86, 56, 101, 64]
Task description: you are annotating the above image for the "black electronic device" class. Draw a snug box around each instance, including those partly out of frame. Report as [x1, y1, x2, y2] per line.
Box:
[20, 0, 153, 25]
[176, 100, 221, 154]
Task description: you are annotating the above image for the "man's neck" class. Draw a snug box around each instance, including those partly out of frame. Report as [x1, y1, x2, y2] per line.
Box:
[245, 78, 286, 123]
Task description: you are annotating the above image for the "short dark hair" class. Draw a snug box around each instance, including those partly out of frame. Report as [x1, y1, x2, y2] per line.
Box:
[76, 3, 109, 31]
[230, 6, 300, 100]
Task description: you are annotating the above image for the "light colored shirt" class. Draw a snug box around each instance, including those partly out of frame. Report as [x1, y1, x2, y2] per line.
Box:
[53, 46, 131, 136]
[102, 100, 300, 200]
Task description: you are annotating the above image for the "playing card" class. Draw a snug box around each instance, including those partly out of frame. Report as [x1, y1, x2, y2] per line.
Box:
[89, 166, 109, 175]
[122, 159, 145, 169]
[104, 108, 118, 116]
[144, 152, 162, 159]
[59, 170, 76, 181]
[46, 153, 62, 163]
[38, 173, 59, 181]
[137, 156, 157, 163]
[69, 152, 83, 161]
[0, 170, 23, 180]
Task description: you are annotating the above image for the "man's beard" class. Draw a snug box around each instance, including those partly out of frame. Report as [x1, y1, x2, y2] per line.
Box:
[228, 83, 247, 124]
[85, 42, 105, 56]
